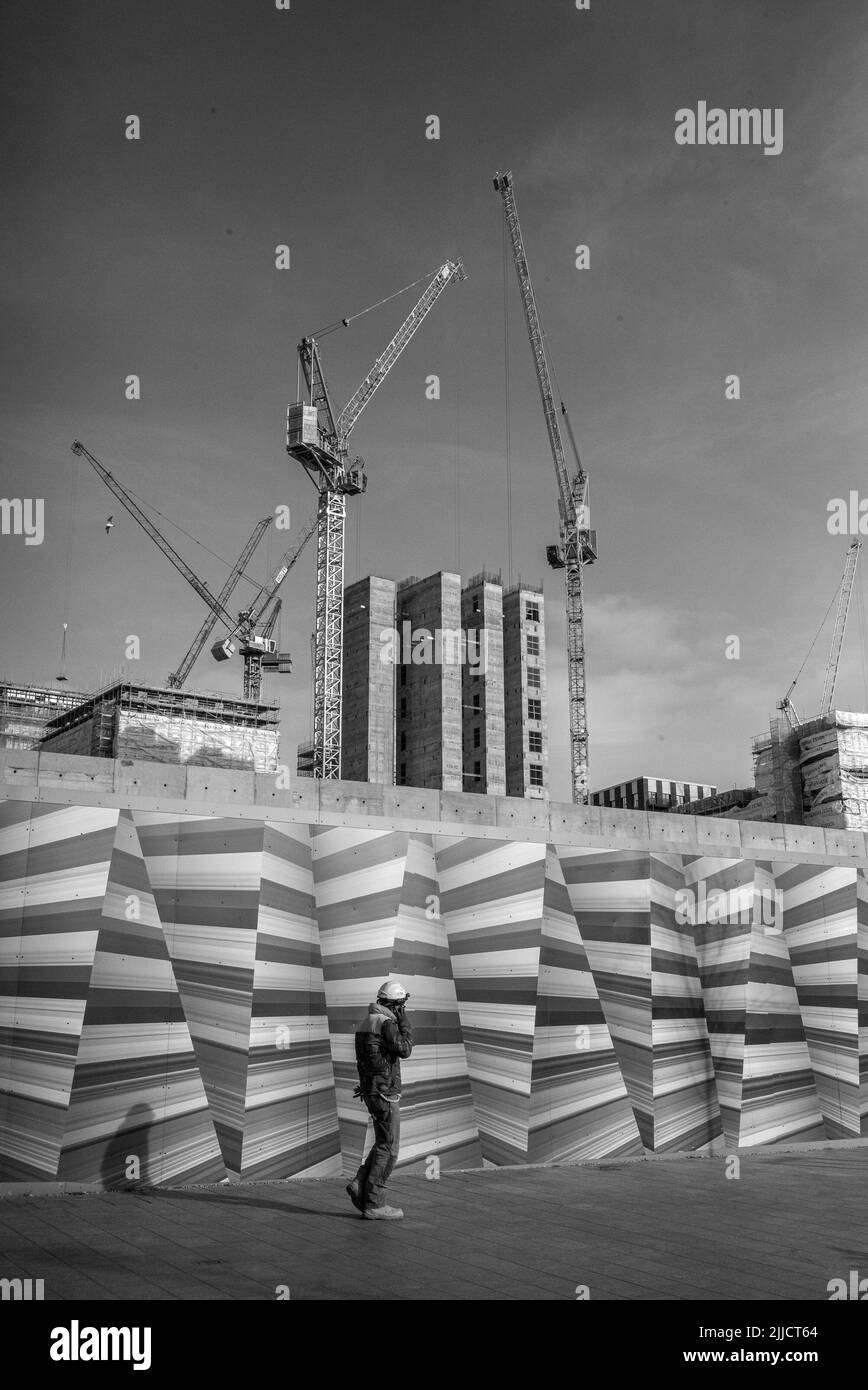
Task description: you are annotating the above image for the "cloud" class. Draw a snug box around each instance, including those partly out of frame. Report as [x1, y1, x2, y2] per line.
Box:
[544, 592, 770, 799]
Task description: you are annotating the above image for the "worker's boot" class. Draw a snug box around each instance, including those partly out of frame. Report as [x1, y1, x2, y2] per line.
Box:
[363, 1204, 404, 1221]
[346, 1180, 364, 1212]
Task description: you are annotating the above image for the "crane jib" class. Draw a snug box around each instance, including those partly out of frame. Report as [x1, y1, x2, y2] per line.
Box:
[494, 171, 592, 804]
[336, 259, 465, 442]
[71, 441, 239, 634]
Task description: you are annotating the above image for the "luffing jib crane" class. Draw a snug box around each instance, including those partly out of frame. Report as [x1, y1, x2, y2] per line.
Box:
[168, 515, 272, 689]
[287, 258, 466, 779]
[71, 440, 314, 698]
[230, 507, 318, 700]
[820, 539, 861, 715]
[778, 538, 862, 729]
[494, 172, 597, 804]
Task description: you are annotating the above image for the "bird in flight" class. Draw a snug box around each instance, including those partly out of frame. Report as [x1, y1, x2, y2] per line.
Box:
[105, 515, 114, 534]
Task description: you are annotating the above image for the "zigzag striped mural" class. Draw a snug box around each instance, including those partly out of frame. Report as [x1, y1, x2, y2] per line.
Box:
[773, 860, 863, 1140]
[1, 791, 866, 1186]
[530, 847, 641, 1163]
[58, 810, 222, 1186]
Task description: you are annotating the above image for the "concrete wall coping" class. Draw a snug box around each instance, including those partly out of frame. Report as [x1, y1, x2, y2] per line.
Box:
[2, 749, 867, 867]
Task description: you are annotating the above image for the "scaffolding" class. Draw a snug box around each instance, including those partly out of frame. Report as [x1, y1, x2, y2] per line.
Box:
[296, 739, 316, 778]
[40, 680, 280, 773]
[770, 715, 802, 825]
[796, 709, 868, 830]
[0, 680, 90, 751]
[751, 709, 868, 830]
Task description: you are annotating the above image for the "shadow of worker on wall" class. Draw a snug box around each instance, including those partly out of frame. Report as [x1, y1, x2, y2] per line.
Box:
[100, 1103, 154, 1190]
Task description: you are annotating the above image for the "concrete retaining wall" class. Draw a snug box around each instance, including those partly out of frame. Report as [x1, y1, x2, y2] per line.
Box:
[1, 750, 866, 1186]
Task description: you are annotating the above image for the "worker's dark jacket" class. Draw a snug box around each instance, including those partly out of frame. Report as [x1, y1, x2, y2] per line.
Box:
[355, 1003, 413, 1101]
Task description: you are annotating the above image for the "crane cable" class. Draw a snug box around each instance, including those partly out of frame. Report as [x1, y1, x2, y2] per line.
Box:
[63, 448, 79, 617]
[856, 561, 868, 708]
[310, 266, 447, 339]
[454, 361, 461, 576]
[547, 343, 583, 471]
[502, 215, 513, 587]
[784, 579, 842, 706]
[308, 632, 315, 742]
[58, 445, 81, 678]
[110, 472, 268, 592]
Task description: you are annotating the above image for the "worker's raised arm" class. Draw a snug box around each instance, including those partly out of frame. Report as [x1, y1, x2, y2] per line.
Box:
[385, 1015, 413, 1059]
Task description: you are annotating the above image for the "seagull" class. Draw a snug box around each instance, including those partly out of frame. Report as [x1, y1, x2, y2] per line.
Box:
[105, 515, 114, 534]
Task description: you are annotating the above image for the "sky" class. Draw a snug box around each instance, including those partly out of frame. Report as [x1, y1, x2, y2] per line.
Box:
[1, 0, 867, 801]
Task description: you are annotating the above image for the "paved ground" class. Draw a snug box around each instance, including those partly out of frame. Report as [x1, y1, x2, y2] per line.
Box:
[1, 1148, 866, 1301]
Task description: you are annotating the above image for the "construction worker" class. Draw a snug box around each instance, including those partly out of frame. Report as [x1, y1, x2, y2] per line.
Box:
[347, 980, 413, 1220]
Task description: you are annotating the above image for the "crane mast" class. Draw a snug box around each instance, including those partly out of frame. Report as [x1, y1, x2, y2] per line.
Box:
[243, 597, 288, 702]
[821, 539, 861, 714]
[493, 172, 597, 804]
[287, 259, 466, 780]
[227, 509, 318, 702]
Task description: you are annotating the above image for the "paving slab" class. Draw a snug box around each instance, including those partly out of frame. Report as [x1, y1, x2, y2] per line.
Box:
[0, 1149, 866, 1302]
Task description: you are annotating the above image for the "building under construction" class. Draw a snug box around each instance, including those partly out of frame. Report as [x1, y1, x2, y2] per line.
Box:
[748, 710, 868, 831]
[303, 568, 549, 796]
[591, 774, 718, 812]
[38, 681, 280, 774]
[667, 709, 868, 830]
[741, 540, 868, 830]
[8, 188, 861, 820]
[0, 681, 91, 752]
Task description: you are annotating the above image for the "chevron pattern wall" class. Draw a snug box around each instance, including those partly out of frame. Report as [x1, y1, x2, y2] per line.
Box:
[1, 795, 866, 1186]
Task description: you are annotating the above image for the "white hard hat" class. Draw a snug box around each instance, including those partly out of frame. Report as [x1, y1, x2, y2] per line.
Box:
[377, 980, 409, 1003]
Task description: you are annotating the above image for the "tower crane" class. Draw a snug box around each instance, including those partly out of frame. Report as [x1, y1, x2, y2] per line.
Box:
[287, 258, 466, 779]
[820, 539, 861, 715]
[246, 595, 286, 702]
[71, 441, 313, 697]
[778, 538, 862, 729]
[494, 171, 597, 804]
[229, 508, 319, 700]
[167, 515, 272, 688]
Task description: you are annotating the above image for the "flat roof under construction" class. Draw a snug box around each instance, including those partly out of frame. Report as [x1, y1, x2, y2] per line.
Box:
[43, 680, 280, 738]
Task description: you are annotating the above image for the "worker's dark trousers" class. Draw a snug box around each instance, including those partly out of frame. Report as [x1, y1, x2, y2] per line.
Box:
[355, 1096, 400, 1210]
